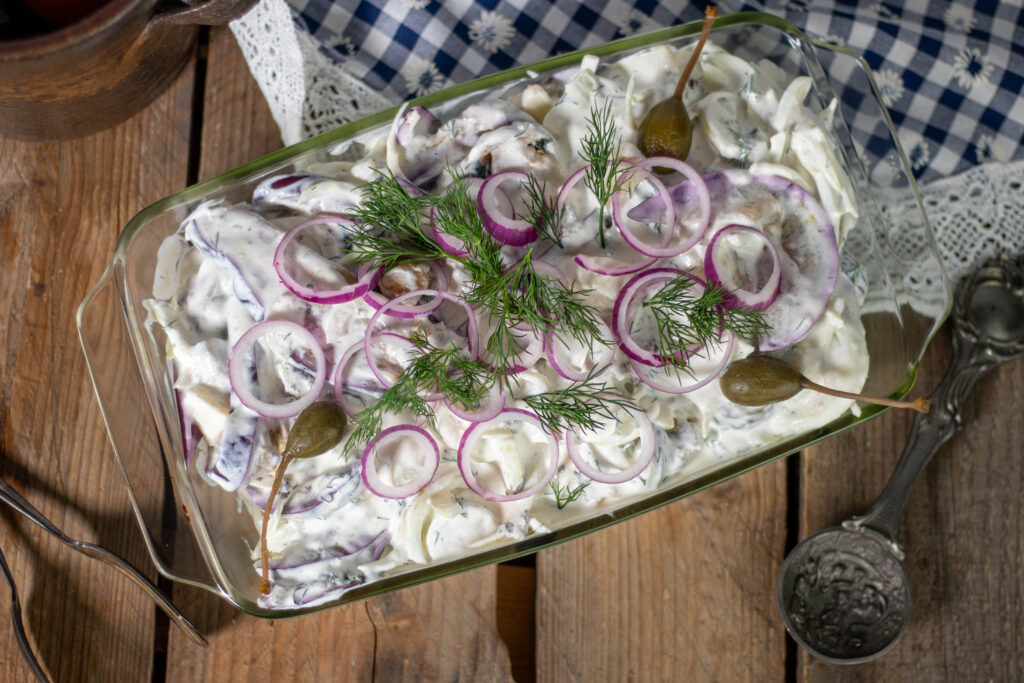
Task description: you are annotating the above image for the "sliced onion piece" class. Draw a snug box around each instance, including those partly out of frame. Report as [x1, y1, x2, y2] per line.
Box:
[457, 409, 559, 503]
[228, 320, 326, 419]
[428, 177, 508, 257]
[274, 215, 377, 304]
[445, 381, 506, 423]
[630, 332, 736, 394]
[609, 167, 680, 257]
[545, 318, 614, 382]
[705, 224, 781, 311]
[566, 406, 655, 484]
[363, 289, 480, 399]
[531, 258, 568, 286]
[612, 267, 704, 367]
[479, 170, 538, 246]
[362, 260, 449, 318]
[479, 321, 544, 376]
[332, 339, 383, 417]
[361, 425, 440, 499]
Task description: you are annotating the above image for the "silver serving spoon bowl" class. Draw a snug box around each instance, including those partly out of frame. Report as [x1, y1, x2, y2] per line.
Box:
[778, 254, 1024, 663]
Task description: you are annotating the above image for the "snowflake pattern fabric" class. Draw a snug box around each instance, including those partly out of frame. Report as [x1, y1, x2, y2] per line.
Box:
[281, 0, 1024, 182]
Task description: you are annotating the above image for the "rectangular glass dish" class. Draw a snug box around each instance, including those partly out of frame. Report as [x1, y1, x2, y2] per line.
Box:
[78, 12, 950, 617]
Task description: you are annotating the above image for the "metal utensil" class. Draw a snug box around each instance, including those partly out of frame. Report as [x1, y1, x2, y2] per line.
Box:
[777, 254, 1024, 663]
[0, 478, 208, 653]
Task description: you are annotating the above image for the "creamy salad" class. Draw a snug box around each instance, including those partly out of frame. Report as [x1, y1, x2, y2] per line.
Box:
[146, 40, 868, 610]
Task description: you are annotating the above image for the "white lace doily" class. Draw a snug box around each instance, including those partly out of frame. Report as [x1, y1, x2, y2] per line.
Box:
[230, 0, 392, 145]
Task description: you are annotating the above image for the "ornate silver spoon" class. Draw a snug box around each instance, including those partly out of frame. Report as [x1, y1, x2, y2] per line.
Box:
[777, 254, 1024, 663]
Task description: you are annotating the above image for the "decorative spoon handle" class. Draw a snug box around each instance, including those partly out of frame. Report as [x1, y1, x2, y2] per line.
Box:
[0, 478, 207, 647]
[856, 257, 1024, 545]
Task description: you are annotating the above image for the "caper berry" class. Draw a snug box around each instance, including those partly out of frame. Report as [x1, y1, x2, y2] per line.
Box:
[637, 98, 693, 163]
[283, 400, 347, 460]
[719, 355, 802, 406]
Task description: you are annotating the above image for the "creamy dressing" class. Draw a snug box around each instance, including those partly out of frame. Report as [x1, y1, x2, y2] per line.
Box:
[145, 41, 869, 610]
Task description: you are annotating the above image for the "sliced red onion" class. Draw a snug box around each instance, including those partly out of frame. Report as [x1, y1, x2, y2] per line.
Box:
[630, 332, 736, 394]
[332, 338, 383, 417]
[480, 322, 544, 376]
[611, 158, 710, 258]
[544, 318, 614, 382]
[445, 381, 506, 423]
[531, 258, 568, 285]
[479, 170, 537, 246]
[362, 260, 449, 318]
[361, 425, 440, 499]
[457, 408, 559, 503]
[395, 105, 439, 145]
[573, 252, 658, 277]
[556, 164, 590, 213]
[363, 289, 480, 398]
[566, 406, 655, 484]
[704, 224, 781, 311]
[228, 320, 326, 419]
[274, 215, 380, 305]
[611, 267, 700, 367]
[749, 173, 839, 350]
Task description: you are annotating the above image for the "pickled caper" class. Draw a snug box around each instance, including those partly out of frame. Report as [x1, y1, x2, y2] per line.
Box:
[637, 98, 693, 162]
[282, 400, 348, 460]
[719, 355, 802, 406]
[637, 6, 716, 165]
[720, 355, 930, 414]
[261, 400, 347, 594]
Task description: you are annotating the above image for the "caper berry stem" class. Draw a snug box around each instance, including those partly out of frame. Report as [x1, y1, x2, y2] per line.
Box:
[673, 6, 717, 99]
[799, 377, 931, 414]
[259, 454, 293, 595]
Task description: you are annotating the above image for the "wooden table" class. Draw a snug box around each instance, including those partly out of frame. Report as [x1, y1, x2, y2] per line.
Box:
[2, 29, 1023, 683]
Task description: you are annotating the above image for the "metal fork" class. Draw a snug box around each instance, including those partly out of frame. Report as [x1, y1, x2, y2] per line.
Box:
[0, 476, 207, 678]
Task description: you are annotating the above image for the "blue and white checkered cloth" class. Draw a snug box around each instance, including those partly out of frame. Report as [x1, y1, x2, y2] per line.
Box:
[286, 0, 1024, 183]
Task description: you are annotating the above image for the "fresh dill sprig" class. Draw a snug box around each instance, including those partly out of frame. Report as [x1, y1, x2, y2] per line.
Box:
[642, 276, 769, 371]
[343, 331, 493, 455]
[550, 481, 589, 509]
[520, 371, 634, 434]
[521, 174, 565, 248]
[580, 100, 624, 249]
[346, 170, 445, 270]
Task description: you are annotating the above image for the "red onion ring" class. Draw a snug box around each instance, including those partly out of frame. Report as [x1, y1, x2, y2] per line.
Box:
[544, 318, 615, 382]
[478, 170, 538, 246]
[612, 267, 703, 367]
[228, 320, 326, 419]
[704, 224, 782, 311]
[274, 215, 380, 304]
[611, 160, 709, 258]
[566, 405, 655, 484]
[629, 332, 736, 394]
[361, 260, 449, 318]
[331, 338, 382, 417]
[556, 164, 589, 214]
[480, 322, 544, 376]
[361, 425, 440, 499]
[363, 289, 480, 398]
[428, 177, 513, 257]
[445, 381, 506, 423]
[531, 258, 568, 285]
[457, 408, 559, 503]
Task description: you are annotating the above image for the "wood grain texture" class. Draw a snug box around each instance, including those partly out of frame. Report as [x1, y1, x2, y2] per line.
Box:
[0, 58, 195, 681]
[799, 327, 1024, 681]
[165, 28, 513, 682]
[537, 460, 789, 683]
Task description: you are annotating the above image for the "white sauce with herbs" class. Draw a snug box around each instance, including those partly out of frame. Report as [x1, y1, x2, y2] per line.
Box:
[146, 41, 867, 610]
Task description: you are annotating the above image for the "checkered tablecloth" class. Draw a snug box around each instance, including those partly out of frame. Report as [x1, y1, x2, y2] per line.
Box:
[282, 0, 1024, 184]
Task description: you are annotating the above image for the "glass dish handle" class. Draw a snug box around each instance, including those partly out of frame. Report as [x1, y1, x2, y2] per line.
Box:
[77, 267, 219, 594]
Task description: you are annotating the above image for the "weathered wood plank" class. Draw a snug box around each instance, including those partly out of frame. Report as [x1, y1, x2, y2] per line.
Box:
[0, 57, 195, 682]
[537, 460, 789, 682]
[166, 28, 512, 682]
[799, 326, 1024, 680]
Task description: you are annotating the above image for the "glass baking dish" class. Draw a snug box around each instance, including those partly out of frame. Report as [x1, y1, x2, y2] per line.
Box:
[77, 11, 951, 617]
